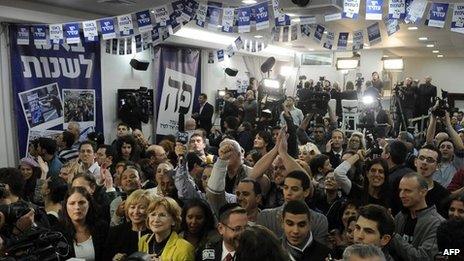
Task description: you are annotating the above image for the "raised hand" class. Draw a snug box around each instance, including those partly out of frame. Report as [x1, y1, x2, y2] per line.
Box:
[37, 156, 49, 179]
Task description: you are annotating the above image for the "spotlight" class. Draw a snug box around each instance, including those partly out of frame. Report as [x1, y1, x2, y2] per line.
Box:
[362, 95, 375, 104]
[130, 59, 149, 71]
[225, 68, 238, 77]
[263, 79, 280, 89]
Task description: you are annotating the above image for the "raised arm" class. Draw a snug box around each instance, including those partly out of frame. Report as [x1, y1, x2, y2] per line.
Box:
[444, 111, 464, 150]
[278, 129, 305, 173]
[333, 151, 364, 194]
[250, 145, 278, 180]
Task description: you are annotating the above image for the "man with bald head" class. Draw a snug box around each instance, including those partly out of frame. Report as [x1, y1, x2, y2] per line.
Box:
[417, 76, 437, 117]
[146, 144, 167, 171]
[67, 121, 81, 149]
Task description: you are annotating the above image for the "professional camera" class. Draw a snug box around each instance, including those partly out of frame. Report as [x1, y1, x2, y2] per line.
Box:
[355, 76, 365, 91]
[297, 91, 331, 116]
[1, 228, 69, 261]
[431, 90, 449, 118]
[0, 201, 33, 225]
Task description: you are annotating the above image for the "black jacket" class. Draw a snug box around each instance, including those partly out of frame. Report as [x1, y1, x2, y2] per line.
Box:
[196, 238, 223, 261]
[283, 238, 331, 261]
[103, 222, 150, 260]
[195, 102, 214, 133]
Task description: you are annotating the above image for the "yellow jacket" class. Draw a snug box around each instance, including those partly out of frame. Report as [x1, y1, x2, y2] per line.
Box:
[138, 231, 195, 261]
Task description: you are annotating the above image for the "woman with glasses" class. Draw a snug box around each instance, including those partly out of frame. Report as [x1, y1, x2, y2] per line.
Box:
[138, 197, 194, 260]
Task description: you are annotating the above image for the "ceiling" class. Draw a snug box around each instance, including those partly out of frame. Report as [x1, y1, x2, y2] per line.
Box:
[0, 0, 463, 58]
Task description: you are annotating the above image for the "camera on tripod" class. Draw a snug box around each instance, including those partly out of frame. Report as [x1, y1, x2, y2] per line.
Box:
[431, 90, 449, 118]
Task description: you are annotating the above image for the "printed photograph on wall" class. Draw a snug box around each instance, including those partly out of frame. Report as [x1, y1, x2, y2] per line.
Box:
[62, 89, 96, 130]
[18, 82, 63, 130]
[26, 129, 62, 158]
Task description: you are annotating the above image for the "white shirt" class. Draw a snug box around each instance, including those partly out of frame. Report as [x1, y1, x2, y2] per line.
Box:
[221, 241, 235, 261]
[73, 236, 95, 261]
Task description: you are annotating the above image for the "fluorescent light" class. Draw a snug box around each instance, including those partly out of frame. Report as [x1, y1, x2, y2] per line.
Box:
[292, 18, 301, 23]
[254, 35, 263, 39]
[336, 58, 359, 70]
[308, 48, 315, 51]
[432, 50, 440, 53]
[362, 95, 375, 104]
[263, 79, 280, 89]
[364, 46, 371, 49]
[418, 37, 428, 41]
[426, 44, 435, 48]
[347, 40, 353, 44]
[382, 55, 389, 58]
[280, 66, 294, 77]
[286, 13, 299, 17]
[383, 58, 404, 70]
[437, 54, 444, 58]
[175, 27, 236, 45]
[151, 10, 155, 13]
[408, 26, 418, 30]
[285, 43, 293, 46]
[242, 0, 257, 4]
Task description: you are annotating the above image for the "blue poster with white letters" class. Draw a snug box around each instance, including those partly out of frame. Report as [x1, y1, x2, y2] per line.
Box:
[136, 10, 153, 33]
[427, 3, 449, 28]
[9, 24, 102, 158]
[33, 26, 47, 45]
[237, 7, 251, 33]
[64, 23, 81, 44]
[253, 2, 270, 30]
[366, 0, 383, 20]
[100, 18, 116, 40]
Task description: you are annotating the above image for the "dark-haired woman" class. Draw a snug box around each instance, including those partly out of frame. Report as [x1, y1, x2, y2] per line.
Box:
[19, 157, 41, 203]
[334, 152, 391, 208]
[58, 186, 108, 261]
[180, 198, 218, 255]
[115, 135, 141, 163]
[253, 130, 274, 156]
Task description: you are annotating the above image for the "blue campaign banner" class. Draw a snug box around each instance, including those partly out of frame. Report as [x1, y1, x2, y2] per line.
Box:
[33, 25, 47, 45]
[9, 24, 102, 158]
[427, 3, 449, 28]
[136, 10, 153, 33]
[366, 0, 383, 20]
[275, 15, 291, 27]
[100, 18, 116, 40]
[388, 0, 406, 19]
[314, 24, 325, 42]
[253, 2, 270, 30]
[17, 26, 30, 45]
[154, 46, 201, 139]
[343, 0, 361, 19]
[64, 23, 81, 44]
[337, 32, 349, 50]
[237, 7, 251, 33]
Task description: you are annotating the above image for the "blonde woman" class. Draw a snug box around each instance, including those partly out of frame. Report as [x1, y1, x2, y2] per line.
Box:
[139, 197, 195, 260]
[298, 142, 321, 165]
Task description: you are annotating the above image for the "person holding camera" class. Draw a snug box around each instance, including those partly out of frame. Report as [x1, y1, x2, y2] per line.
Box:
[398, 77, 418, 127]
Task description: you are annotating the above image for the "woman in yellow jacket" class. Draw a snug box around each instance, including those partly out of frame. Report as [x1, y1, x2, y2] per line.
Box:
[139, 197, 195, 261]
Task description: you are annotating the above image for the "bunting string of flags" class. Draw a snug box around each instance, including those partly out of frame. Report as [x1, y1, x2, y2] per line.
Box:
[14, 0, 464, 58]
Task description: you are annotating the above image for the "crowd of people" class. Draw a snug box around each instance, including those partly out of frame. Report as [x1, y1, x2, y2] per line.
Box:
[0, 74, 464, 261]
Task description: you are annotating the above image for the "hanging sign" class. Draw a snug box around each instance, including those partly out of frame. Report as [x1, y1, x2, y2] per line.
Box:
[135, 35, 142, 52]
[49, 24, 63, 44]
[405, 0, 427, 24]
[235, 36, 244, 50]
[366, 0, 383, 20]
[276, 15, 291, 26]
[353, 29, 364, 50]
[427, 3, 449, 28]
[323, 31, 335, 50]
[290, 25, 298, 41]
[367, 22, 381, 45]
[301, 24, 311, 37]
[83, 20, 98, 42]
[196, 3, 208, 27]
[100, 18, 116, 40]
[153, 5, 170, 26]
[217, 49, 224, 62]
[343, 0, 361, 19]
[33, 26, 47, 45]
[17, 26, 30, 45]
[207, 6, 221, 30]
[118, 14, 134, 36]
[451, 3, 464, 34]
[222, 8, 235, 33]
[237, 7, 252, 33]
[337, 32, 349, 50]
[136, 10, 153, 33]
[388, 0, 406, 19]
[254, 2, 270, 30]
[64, 23, 80, 44]
[313, 24, 325, 42]
[384, 17, 400, 36]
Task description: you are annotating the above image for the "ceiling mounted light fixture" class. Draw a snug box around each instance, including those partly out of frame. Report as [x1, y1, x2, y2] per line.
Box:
[382, 57, 404, 70]
[336, 57, 360, 70]
[254, 35, 263, 39]
[432, 50, 440, 53]
[426, 44, 435, 48]
[418, 37, 428, 41]
[437, 54, 444, 58]
[408, 26, 418, 30]
[242, 0, 257, 4]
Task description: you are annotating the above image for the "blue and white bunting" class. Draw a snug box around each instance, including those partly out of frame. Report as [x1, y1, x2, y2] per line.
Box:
[49, 24, 63, 44]
[141, 32, 152, 50]
[153, 5, 170, 26]
[217, 49, 224, 62]
[275, 15, 291, 27]
[323, 31, 335, 50]
[282, 26, 289, 42]
[272, 0, 285, 23]
[405, 0, 427, 24]
[126, 37, 133, 55]
[136, 10, 153, 33]
[291, 25, 298, 41]
[222, 8, 235, 33]
[337, 32, 349, 50]
[384, 17, 400, 36]
[196, 3, 208, 27]
[181, 0, 197, 21]
[353, 29, 364, 50]
[118, 14, 134, 36]
[366, 0, 383, 20]
[207, 6, 221, 30]
[135, 34, 142, 52]
[17, 26, 30, 45]
[64, 23, 81, 44]
[33, 26, 47, 45]
[118, 38, 125, 55]
[253, 2, 270, 30]
[300, 16, 316, 25]
[152, 26, 161, 45]
[237, 7, 251, 33]
[427, 3, 449, 28]
[451, 3, 464, 34]
[367, 22, 381, 45]
[100, 18, 116, 40]
[314, 24, 325, 42]
[82, 20, 98, 42]
[226, 44, 235, 57]
[301, 25, 311, 37]
[234, 36, 244, 50]
[325, 13, 342, 22]
[388, 0, 406, 19]
[171, 0, 185, 23]
[343, 0, 361, 19]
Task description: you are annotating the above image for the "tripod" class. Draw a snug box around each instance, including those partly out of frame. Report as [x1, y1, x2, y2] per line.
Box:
[390, 90, 408, 136]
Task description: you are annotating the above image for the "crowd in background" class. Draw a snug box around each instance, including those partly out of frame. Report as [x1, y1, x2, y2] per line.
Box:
[0, 73, 463, 261]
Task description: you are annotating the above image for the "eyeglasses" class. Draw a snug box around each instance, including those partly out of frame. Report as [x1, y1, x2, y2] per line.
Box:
[221, 223, 248, 233]
[417, 155, 437, 164]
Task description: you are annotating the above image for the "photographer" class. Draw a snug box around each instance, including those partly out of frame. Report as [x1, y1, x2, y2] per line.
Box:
[398, 77, 417, 127]
[416, 76, 437, 117]
[280, 96, 304, 127]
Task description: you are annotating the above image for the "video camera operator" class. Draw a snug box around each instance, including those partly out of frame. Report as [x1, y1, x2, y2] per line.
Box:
[395, 77, 417, 127]
[416, 76, 437, 117]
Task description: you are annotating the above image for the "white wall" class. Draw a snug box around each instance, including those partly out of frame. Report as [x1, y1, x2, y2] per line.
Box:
[100, 43, 154, 143]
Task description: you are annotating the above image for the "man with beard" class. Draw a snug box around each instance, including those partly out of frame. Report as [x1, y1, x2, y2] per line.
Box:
[414, 145, 450, 216]
[110, 167, 142, 226]
[282, 200, 331, 261]
[390, 173, 444, 260]
[197, 204, 247, 261]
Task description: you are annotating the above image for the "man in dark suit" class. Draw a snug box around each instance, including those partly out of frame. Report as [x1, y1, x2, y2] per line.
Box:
[325, 129, 345, 168]
[281, 200, 332, 261]
[193, 93, 214, 134]
[416, 76, 437, 117]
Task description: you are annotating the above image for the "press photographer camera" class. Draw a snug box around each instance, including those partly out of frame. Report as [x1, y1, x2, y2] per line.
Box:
[431, 90, 449, 118]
